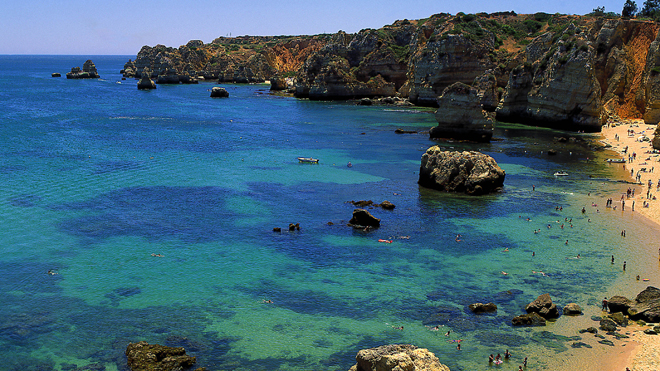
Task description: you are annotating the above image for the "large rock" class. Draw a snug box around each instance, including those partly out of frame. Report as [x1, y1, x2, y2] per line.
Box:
[125, 341, 202, 371]
[525, 293, 559, 319]
[210, 87, 229, 98]
[349, 209, 380, 228]
[563, 303, 583, 315]
[431, 82, 494, 142]
[66, 60, 100, 79]
[348, 344, 450, 371]
[418, 148, 505, 195]
[607, 295, 633, 314]
[512, 312, 547, 326]
[137, 67, 156, 90]
[604, 287, 660, 323]
[600, 317, 617, 332]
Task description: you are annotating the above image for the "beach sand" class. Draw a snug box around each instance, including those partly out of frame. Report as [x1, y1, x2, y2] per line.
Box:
[597, 119, 660, 371]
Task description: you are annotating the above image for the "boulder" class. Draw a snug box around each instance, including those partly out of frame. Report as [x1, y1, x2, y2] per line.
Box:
[468, 302, 497, 314]
[137, 67, 156, 90]
[210, 87, 229, 98]
[349, 209, 380, 228]
[358, 98, 373, 106]
[125, 341, 202, 371]
[525, 293, 559, 319]
[563, 303, 583, 315]
[347, 344, 450, 371]
[625, 286, 660, 322]
[66, 60, 100, 79]
[607, 296, 633, 314]
[418, 148, 505, 195]
[644, 328, 657, 335]
[51, 73, 61, 77]
[600, 318, 617, 332]
[512, 312, 547, 326]
[609, 312, 628, 327]
[431, 82, 494, 142]
[379, 201, 396, 210]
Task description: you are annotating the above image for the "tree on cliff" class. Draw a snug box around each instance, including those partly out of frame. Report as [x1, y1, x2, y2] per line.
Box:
[640, 0, 660, 17]
[622, 0, 639, 16]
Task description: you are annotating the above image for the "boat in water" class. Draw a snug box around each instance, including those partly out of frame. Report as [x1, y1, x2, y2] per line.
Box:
[297, 157, 319, 163]
[606, 158, 626, 163]
[554, 171, 569, 176]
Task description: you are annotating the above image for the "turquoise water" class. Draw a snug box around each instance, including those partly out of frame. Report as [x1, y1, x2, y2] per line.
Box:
[1, 55, 659, 371]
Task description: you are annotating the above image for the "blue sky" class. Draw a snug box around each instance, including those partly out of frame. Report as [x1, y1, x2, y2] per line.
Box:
[0, 0, 633, 55]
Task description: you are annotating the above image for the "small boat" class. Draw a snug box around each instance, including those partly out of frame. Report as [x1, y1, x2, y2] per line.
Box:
[606, 158, 626, 163]
[297, 157, 319, 163]
[554, 171, 568, 176]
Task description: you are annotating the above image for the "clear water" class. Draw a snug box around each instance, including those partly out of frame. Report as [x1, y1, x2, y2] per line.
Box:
[1, 55, 659, 371]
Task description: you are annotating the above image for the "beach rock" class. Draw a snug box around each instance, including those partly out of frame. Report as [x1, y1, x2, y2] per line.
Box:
[418, 148, 505, 195]
[608, 312, 628, 327]
[66, 60, 100, 79]
[137, 67, 156, 90]
[525, 293, 559, 319]
[587, 327, 598, 334]
[512, 312, 546, 326]
[626, 286, 660, 322]
[644, 328, 657, 335]
[430, 82, 494, 142]
[598, 339, 615, 346]
[599, 318, 617, 332]
[51, 73, 61, 77]
[563, 303, 583, 315]
[571, 342, 592, 348]
[210, 87, 229, 98]
[347, 344, 451, 371]
[607, 295, 633, 313]
[349, 209, 380, 228]
[468, 302, 497, 314]
[125, 341, 200, 371]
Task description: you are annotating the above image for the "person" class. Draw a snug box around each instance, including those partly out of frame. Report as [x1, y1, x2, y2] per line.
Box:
[523, 357, 527, 367]
[612, 255, 615, 264]
[504, 349, 511, 359]
[347, 162, 352, 168]
[623, 261, 627, 271]
[602, 297, 609, 312]
[496, 354, 501, 361]
[456, 343, 461, 350]
[445, 330, 451, 336]
[519, 367, 523, 371]
[489, 354, 494, 363]
[637, 275, 640, 281]
[263, 299, 273, 304]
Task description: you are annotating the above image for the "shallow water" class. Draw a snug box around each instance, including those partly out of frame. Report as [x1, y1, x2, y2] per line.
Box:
[1, 55, 659, 371]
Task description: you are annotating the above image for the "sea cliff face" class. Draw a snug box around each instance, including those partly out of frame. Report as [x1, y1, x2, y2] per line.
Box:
[126, 12, 660, 130]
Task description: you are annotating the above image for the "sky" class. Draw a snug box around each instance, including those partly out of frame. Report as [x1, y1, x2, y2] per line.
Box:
[0, 0, 636, 55]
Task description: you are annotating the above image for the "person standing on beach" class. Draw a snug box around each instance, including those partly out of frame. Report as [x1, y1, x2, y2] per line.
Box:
[623, 261, 627, 271]
[602, 297, 609, 312]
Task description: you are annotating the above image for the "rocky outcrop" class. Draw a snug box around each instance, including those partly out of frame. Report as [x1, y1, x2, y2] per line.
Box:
[210, 87, 229, 98]
[137, 67, 156, 90]
[431, 82, 494, 142]
[472, 72, 500, 111]
[605, 287, 660, 323]
[418, 148, 505, 195]
[51, 73, 61, 77]
[653, 125, 660, 150]
[125, 341, 204, 371]
[348, 344, 450, 371]
[525, 293, 559, 319]
[468, 302, 497, 314]
[66, 60, 99, 79]
[349, 209, 381, 228]
[644, 29, 660, 124]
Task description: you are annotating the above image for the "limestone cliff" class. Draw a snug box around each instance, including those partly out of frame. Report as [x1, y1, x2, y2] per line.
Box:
[431, 82, 494, 142]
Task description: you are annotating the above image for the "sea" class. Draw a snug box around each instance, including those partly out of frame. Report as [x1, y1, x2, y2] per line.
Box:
[1, 55, 660, 371]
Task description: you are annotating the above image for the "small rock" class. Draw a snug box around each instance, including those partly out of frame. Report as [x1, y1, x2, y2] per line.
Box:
[211, 87, 229, 98]
[358, 98, 372, 105]
[469, 302, 497, 314]
[571, 342, 592, 348]
[512, 312, 546, 326]
[349, 209, 380, 228]
[379, 200, 396, 210]
[547, 149, 557, 155]
[600, 318, 617, 332]
[563, 303, 583, 315]
[598, 339, 615, 346]
[288, 223, 300, 231]
[644, 328, 657, 335]
[51, 73, 61, 77]
[273, 227, 281, 232]
[609, 312, 628, 327]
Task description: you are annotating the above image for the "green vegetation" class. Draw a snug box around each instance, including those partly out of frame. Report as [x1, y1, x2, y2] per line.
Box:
[389, 44, 410, 64]
[652, 66, 660, 75]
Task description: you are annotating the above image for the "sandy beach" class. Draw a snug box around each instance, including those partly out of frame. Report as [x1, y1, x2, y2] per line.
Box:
[598, 119, 660, 371]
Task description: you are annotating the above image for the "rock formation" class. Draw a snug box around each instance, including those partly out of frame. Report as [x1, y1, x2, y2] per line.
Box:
[66, 60, 99, 79]
[512, 312, 547, 326]
[347, 344, 451, 371]
[210, 87, 229, 98]
[563, 303, 583, 315]
[349, 209, 381, 228]
[125, 341, 205, 371]
[468, 302, 497, 313]
[431, 82, 494, 142]
[607, 286, 660, 322]
[137, 67, 156, 90]
[525, 293, 559, 319]
[418, 148, 505, 195]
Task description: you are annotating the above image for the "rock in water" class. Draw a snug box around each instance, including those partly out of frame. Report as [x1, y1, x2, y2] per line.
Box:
[347, 344, 451, 371]
[349, 209, 380, 228]
[66, 60, 100, 79]
[125, 341, 200, 371]
[210, 87, 229, 98]
[525, 293, 559, 319]
[51, 73, 61, 77]
[418, 148, 505, 195]
[137, 67, 156, 90]
[512, 312, 547, 326]
[431, 82, 494, 142]
[468, 302, 498, 314]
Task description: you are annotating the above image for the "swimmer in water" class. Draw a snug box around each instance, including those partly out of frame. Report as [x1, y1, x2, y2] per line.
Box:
[501, 271, 508, 275]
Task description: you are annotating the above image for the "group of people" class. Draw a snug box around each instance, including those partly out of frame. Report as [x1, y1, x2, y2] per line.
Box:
[488, 350, 527, 368]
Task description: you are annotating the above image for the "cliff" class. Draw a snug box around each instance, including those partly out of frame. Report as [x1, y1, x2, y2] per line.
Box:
[125, 12, 660, 130]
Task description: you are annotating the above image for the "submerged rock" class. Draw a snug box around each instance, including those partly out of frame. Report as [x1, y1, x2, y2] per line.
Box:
[468, 302, 497, 314]
[348, 344, 450, 371]
[418, 147, 505, 195]
[125, 341, 201, 371]
[512, 312, 546, 326]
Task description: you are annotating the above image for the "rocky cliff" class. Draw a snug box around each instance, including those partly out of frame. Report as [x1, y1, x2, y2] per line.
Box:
[127, 12, 660, 130]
